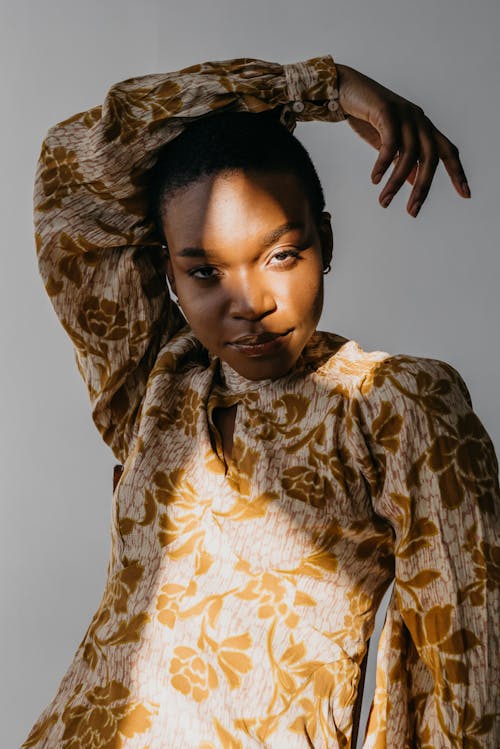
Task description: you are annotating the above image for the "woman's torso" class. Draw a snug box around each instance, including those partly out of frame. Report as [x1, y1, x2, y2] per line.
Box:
[21, 329, 396, 749]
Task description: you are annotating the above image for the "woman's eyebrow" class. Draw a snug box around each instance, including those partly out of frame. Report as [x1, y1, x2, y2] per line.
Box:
[176, 220, 306, 258]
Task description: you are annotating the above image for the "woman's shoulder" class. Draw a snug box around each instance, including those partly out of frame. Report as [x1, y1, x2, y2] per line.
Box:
[311, 329, 471, 407]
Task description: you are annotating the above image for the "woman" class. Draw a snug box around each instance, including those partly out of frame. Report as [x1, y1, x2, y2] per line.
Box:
[23, 55, 498, 748]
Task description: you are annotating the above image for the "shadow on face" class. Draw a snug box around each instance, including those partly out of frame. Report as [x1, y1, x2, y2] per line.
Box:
[161, 168, 333, 380]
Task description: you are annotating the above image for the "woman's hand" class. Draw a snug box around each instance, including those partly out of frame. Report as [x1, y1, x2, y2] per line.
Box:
[336, 63, 470, 217]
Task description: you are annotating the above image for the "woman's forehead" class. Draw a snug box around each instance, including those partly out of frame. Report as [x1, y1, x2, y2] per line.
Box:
[161, 169, 314, 247]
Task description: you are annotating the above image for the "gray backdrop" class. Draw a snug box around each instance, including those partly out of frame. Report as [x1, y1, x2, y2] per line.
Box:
[2, 1, 498, 746]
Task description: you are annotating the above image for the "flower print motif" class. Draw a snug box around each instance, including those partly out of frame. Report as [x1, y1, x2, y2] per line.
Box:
[147, 388, 202, 437]
[170, 631, 253, 701]
[234, 569, 300, 629]
[423, 410, 499, 510]
[58, 679, 159, 748]
[402, 605, 481, 698]
[169, 646, 219, 703]
[77, 297, 129, 341]
[36, 144, 84, 209]
[178, 387, 203, 437]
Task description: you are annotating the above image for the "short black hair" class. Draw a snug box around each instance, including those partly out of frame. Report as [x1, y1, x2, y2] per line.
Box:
[149, 109, 326, 244]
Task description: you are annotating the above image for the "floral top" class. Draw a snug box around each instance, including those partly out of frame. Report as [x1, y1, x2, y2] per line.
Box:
[22, 55, 499, 749]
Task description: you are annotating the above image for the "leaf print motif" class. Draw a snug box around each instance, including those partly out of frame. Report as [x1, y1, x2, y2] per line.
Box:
[156, 579, 198, 629]
[402, 604, 481, 694]
[102, 80, 183, 144]
[20, 713, 59, 748]
[389, 492, 439, 559]
[118, 487, 157, 537]
[372, 401, 403, 453]
[281, 465, 334, 508]
[80, 561, 148, 670]
[102, 613, 150, 648]
[458, 523, 500, 606]
[232, 619, 359, 746]
[150, 467, 214, 571]
[48, 232, 100, 288]
[212, 717, 244, 749]
[213, 491, 277, 521]
[243, 393, 310, 441]
[397, 569, 441, 605]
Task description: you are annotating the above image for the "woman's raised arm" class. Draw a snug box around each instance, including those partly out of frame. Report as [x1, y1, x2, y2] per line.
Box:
[34, 55, 345, 464]
[35, 54, 470, 464]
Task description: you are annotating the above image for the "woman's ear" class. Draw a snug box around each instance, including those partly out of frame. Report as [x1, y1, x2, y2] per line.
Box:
[317, 211, 334, 272]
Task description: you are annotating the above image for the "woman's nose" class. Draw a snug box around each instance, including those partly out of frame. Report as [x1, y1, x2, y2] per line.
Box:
[227, 274, 277, 320]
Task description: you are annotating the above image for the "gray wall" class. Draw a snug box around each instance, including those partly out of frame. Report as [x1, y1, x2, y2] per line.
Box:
[2, 1, 498, 746]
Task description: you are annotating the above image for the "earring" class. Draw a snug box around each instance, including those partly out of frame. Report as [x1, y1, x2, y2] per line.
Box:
[323, 263, 332, 275]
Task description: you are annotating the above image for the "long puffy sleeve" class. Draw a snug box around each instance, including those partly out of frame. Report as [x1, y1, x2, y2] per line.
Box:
[349, 355, 500, 748]
[34, 55, 345, 463]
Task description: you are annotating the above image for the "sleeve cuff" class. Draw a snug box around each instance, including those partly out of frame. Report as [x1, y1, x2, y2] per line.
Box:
[283, 55, 345, 120]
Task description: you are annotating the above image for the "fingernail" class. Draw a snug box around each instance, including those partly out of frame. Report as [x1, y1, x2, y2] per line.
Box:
[381, 194, 393, 208]
[410, 201, 421, 217]
[373, 173, 382, 184]
[461, 181, 471, 198]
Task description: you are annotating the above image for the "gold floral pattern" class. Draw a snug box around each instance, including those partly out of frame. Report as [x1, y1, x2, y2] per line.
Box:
[37, 144, 84, 208]
[23, 54, 499, 749]
[60, 680, 159, 748]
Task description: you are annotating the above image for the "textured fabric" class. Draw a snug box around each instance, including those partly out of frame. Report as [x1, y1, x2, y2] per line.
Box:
[22, 57, 499, 748]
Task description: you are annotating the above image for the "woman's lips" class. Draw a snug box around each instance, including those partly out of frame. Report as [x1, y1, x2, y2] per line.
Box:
[228, 330, 292, 357]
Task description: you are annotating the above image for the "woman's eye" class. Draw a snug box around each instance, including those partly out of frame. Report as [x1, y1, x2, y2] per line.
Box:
[270, 249, 303, 265]
[187, 249, 304, 279]
[188, 266, 219, 280]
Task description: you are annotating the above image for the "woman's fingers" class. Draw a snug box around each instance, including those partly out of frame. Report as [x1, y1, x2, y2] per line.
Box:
[433, 127, 471, 198]
[373, 104, 464, 217]
[337, 64, 471, 213]
[371, 104, 400, 184]
[378, 114, 420, 208]
[406, 112, 440, 216]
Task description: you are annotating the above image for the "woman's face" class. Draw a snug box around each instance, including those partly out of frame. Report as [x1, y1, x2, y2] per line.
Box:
[161, 169, 333, 381]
